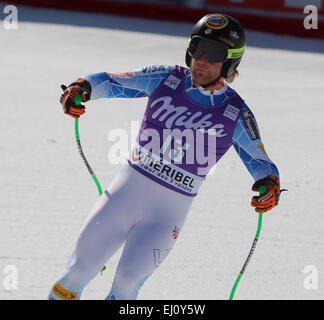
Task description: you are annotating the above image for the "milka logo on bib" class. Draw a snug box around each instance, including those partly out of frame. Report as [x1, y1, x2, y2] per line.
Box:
[150, 96, 227, 137]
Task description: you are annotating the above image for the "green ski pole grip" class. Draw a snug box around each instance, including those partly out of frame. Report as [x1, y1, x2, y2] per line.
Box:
[74, 94, 82, 106]
[258, 185, 267, 196]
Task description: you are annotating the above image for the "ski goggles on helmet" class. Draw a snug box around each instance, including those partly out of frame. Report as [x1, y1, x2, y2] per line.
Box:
[188, 36, 228, 63]
[188, 36, 246, 63]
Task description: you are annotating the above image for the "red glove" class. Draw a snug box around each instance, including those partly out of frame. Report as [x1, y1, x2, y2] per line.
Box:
[251, 175, 283, 213]
[60, 78, 91, 119]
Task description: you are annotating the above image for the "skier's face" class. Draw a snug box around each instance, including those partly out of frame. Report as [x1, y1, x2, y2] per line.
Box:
[190, 56, 223, 88]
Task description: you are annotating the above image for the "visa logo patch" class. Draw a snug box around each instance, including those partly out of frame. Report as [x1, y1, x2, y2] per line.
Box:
[141, 65, 166, 73]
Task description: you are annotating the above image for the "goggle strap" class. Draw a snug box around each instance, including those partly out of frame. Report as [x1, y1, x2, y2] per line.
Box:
[227, 45, 246, 59]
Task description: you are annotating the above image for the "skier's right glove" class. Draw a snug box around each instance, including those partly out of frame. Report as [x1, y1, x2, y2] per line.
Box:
[60, 78, 91, 119]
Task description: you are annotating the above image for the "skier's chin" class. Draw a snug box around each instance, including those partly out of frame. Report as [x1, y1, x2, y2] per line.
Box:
[193, 76, 212, 88]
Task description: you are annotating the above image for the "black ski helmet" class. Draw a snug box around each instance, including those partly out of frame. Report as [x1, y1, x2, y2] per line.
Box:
[186, 13, 246, 79]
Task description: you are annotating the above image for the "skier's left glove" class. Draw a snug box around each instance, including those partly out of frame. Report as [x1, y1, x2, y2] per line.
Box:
[60, 78, 91, 119]
[251, 175, 282, 213]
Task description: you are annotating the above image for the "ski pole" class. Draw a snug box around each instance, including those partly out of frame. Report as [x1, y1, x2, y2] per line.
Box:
[229, 185, 266, 300]
[60, 86, 103, 196]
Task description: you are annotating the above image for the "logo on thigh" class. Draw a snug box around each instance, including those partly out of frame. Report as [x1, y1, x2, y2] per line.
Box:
[172, 226, 179, 239]
[153, 248, 173, 268]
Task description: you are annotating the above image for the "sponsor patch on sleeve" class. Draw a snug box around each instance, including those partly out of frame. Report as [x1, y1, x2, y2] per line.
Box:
[163, 74, 181, 90]
[105, 71, 133, 78]
[241, 109, 261, 140]
[223, 104, 240, 121]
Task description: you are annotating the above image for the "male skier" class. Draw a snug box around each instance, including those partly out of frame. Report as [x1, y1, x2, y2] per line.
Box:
[48, 13, 282, 300]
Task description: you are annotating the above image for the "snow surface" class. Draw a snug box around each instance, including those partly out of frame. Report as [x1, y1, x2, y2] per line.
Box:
[0, 3, 324, 300]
